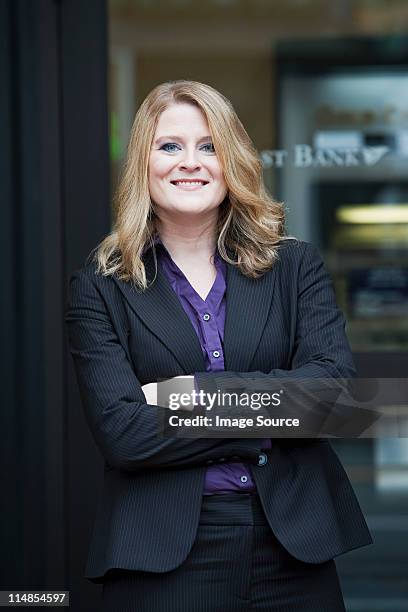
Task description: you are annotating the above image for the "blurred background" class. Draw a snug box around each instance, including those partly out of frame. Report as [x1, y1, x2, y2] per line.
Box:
[1, 0, 408, 610]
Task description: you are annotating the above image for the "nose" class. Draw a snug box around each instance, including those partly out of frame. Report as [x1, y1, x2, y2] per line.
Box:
[178, 147, 201, 171]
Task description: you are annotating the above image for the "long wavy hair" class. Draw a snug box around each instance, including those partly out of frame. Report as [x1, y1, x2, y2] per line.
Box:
[95, 80, 286, 289]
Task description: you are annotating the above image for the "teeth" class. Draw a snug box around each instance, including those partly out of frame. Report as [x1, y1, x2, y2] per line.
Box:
[174, 181, 206, 186]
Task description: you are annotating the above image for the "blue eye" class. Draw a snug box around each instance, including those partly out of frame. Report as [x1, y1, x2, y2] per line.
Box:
[160, 143, 181, 153]
[201, 142, 215, 153]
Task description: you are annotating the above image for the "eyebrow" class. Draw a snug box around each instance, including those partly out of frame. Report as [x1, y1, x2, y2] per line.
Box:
[154, 135, 213, 145]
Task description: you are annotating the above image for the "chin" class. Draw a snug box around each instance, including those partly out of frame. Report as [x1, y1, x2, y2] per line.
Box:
[166, 201, 219, 215]
[172, 206, 215, 216]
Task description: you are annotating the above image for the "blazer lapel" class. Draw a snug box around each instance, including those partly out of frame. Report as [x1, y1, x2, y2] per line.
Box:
[113, 253, 206, 374]
[223, 262, 277, 372]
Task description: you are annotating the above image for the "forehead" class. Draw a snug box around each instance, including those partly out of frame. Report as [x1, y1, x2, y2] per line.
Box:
[154, 103, 209, 135]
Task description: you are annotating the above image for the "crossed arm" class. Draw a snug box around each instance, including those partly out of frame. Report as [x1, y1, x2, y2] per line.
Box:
[65, 244, 356, 472]
[65, 271, 263, 472]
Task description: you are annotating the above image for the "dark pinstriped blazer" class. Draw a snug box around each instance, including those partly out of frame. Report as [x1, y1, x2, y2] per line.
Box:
[65, 239, 372, 583]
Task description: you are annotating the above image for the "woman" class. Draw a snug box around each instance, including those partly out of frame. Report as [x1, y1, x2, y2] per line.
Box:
[66, 80, 372, 611]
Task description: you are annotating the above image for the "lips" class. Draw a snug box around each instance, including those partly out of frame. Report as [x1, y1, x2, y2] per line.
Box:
[170, 179, 209, 187]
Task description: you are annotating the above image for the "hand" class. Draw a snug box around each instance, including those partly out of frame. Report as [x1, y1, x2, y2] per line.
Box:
[142, 376, 195, 410]
[141, 382, 158, 406]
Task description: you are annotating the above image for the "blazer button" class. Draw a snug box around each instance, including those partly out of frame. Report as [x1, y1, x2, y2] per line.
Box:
[207, 460, 214, 465]
[257, 453, 268, 467]
[219, 457, 226, 462]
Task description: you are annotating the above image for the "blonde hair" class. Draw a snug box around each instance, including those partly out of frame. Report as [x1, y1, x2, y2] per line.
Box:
[95, 80, 286, 289]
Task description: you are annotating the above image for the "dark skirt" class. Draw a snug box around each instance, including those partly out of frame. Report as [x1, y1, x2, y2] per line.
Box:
[102, 493, 345, 612]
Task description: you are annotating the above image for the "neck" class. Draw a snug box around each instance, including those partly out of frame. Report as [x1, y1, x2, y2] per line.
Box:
[156, 213, 218, 262]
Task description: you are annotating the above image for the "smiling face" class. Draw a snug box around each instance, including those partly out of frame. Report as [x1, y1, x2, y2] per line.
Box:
[148, 102, 228, 222]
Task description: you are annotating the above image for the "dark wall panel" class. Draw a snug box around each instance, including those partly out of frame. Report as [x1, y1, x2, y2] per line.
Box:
[1, 1, 110, 609]
[60, 1, 110, 609]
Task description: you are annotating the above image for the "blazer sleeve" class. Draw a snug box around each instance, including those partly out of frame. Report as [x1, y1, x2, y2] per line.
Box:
[195, 242, 358, 433]
[65, 268, 263, 472]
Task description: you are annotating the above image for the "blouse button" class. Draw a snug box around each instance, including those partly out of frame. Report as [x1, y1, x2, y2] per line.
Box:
[240, 475, 248, 483]
[203, 313, 211, 321]
[213, 350, 220, 358]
